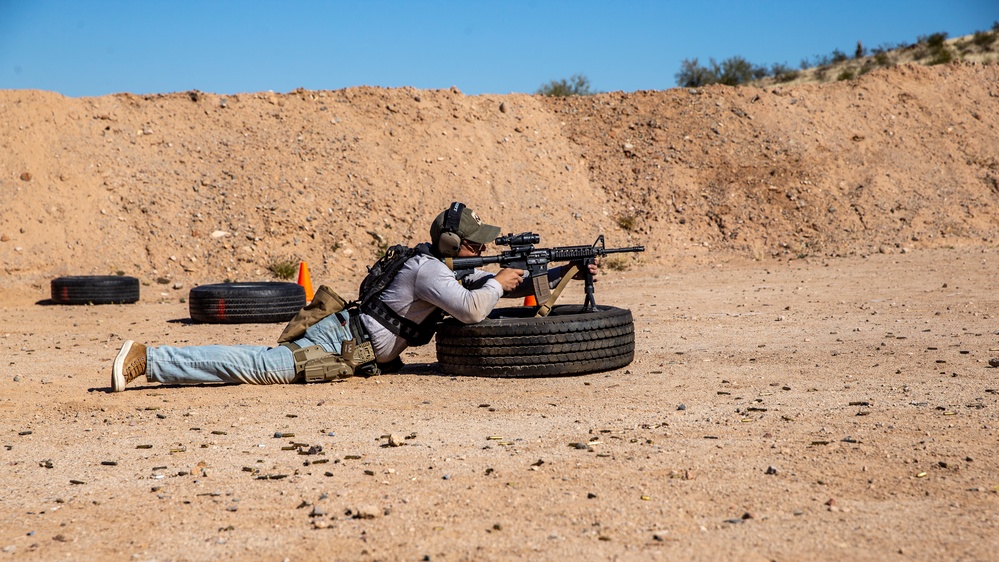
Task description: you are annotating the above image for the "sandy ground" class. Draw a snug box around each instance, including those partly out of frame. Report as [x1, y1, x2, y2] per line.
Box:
[2, 249, 997, 561]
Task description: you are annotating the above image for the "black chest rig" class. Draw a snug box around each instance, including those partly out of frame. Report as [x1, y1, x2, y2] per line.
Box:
[358, 242, 469, 347]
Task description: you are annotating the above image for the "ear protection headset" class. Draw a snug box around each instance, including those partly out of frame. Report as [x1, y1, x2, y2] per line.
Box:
[437, 201, 465, 257]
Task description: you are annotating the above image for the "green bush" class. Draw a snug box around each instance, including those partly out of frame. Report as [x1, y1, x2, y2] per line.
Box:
[615, 214, 637, 231]
[717, 56, 756, 85]
[771, 63, 798, 82]
[837, 69, 856, 81]
[973, 30, 996, 49]
[268, 258, 299, 280]
[675, 56, 764, 87]
[675, 58, 716, 87]
[603, 256, 632, 272]
[674, 25, 995, 89]
[536, 74, 594, 97]
[928, 47, 954, 65]
[925, 32, 948, 49]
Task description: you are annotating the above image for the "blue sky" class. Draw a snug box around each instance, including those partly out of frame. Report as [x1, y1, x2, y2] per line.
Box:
[1, 0, 996, 97]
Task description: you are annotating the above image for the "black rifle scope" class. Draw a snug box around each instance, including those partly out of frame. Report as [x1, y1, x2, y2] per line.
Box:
[495, 232, 540, 246]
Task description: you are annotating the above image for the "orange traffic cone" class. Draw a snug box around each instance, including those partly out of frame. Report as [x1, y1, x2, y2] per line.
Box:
[524, 294, 537, 306]
[297, 261, 314, 301]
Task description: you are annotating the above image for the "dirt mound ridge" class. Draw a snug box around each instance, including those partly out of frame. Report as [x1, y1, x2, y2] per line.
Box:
[1, 62, 997, 302]
[546, 62, 999, 258]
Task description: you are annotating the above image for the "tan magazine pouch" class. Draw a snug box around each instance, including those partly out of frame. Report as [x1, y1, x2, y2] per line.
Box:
[277, 285, 348, 343]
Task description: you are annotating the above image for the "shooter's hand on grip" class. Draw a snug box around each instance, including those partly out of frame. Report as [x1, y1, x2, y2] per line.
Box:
[493, 268, 526, 292]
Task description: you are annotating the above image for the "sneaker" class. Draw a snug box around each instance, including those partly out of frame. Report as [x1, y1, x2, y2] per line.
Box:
[112, 340, 147, 392]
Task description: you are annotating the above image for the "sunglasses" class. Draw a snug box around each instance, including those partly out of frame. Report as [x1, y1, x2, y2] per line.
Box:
[463, 240, 486, 253]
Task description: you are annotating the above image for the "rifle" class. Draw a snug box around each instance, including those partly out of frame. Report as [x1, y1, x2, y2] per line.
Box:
[445, 232, 644, 316]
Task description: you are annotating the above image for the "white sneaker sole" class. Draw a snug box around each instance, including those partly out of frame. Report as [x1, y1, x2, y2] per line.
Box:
[111, 340, 134, 392]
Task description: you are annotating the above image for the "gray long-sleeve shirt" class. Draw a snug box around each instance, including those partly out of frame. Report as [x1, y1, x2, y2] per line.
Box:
[359, 253, 574, 362]
[360, 253, 502, 362]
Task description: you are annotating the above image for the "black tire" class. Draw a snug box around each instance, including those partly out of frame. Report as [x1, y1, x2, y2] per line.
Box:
[188, 282, 305, 324]
[50, 276, 140, 305]
[435, 305, 635, 377]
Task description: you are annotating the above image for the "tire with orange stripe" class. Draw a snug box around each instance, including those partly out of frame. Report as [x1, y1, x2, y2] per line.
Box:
[50, 276, 140, 305]
[188, 282, 305, 324]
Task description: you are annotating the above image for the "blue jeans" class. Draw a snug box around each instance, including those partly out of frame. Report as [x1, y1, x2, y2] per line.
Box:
[146, 311, 355, 385]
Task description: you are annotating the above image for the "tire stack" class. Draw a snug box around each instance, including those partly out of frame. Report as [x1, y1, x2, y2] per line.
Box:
[435, 305, 636, 377]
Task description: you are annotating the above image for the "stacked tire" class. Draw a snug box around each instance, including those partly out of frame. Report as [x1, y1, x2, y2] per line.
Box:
[436, 305, 635, 377]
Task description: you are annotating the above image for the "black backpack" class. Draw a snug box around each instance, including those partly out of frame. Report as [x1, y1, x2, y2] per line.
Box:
[357, 243, 443, 346]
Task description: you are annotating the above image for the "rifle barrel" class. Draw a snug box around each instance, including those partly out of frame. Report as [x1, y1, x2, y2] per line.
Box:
[548, 245, 645, 261]
[604, 245, 645, 254]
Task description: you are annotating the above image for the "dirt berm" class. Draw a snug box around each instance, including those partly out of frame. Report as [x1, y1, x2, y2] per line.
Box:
[1, 62, 997, 299]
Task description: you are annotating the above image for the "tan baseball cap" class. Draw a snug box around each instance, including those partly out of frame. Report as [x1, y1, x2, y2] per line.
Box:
[430, 203, 502, 245]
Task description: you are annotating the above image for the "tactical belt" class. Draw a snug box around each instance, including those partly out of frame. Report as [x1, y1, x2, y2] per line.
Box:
[280, 310, 381, 382]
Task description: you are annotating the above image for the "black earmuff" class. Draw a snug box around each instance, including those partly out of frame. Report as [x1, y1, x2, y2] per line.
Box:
[438, 201, 465, 257]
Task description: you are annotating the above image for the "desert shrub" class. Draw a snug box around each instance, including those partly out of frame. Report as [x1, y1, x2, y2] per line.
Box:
[602, 256, 632, 272]
[675, 58, 717, 87]
[925, 32, 948, 49]
[678, 26, 983, 89]
[268, 258, 299, 280]
[615, 214, 637, 231]
[928, 47, 954, 65]
[803, 54, 831, 69]
[771, 62, 790, 74]
[771, 63, 798, 82]
[778, 70, 800, 82]
[717, 56, 756, 85]
[973, 29, 996, 49]
[676, 56, 767, 87]
[536, 74, 594, 97]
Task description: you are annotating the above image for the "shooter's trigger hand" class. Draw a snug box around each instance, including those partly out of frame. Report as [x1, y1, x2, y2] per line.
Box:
[493, 268, 526, 292]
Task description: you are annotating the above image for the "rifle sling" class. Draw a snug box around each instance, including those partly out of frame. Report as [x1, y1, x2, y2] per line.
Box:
[537, 264, 579, 317]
